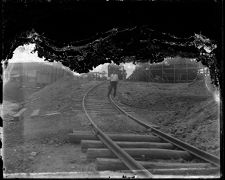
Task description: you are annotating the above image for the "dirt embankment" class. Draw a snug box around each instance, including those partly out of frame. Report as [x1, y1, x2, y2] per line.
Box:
[3, 76, 99, 173]
[115, 80, 220, 157]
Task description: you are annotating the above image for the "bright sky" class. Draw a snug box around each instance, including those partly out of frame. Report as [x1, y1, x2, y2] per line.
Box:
[9, 44, 45, 63]
[121, 62, 136, 78]
[91, 63, 110, 74]
[6, 44, 78, 74]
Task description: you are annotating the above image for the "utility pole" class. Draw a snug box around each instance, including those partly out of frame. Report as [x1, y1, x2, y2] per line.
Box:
[173, 62, 175, 83]
[186, 59, 188, 82]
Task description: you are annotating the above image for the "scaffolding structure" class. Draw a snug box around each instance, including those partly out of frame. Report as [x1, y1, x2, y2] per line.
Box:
[129, 61, 206, 83]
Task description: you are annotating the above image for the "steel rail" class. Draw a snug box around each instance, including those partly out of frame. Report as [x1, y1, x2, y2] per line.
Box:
[109, 96, 220, 167]
[82, 81, 153, 178]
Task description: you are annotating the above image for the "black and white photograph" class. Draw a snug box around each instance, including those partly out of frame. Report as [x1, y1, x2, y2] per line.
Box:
[1, 0, 223, 178]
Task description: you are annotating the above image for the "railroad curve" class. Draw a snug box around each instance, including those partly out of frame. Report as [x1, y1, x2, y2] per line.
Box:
[70, 81, 220, 177]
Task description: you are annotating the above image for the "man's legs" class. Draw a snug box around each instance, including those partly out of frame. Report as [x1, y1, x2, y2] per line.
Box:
[113, 82, 117, 97]
[107, 82, 113, 97]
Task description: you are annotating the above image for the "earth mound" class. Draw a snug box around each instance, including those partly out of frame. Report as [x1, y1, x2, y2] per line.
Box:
[116, 80, 220, 156]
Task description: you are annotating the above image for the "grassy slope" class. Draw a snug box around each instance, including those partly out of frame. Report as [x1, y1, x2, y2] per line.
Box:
[24, 76, 99, 139]
[3, 76, 99, 173]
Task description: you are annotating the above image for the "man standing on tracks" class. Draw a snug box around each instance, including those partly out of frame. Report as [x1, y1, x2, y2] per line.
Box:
[107, 71, 119, 98]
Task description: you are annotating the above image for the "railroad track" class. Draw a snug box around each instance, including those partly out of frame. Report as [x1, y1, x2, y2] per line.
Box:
[69, 81, 220, 178]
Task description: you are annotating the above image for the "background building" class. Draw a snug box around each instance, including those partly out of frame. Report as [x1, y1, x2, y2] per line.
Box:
[108, 64, 127, 80]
